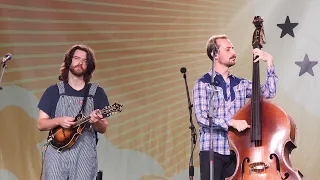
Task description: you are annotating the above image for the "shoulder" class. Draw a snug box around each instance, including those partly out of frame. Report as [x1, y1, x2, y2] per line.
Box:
[231, 75, 244, 84]
[194, 73, 211, 87]
[43, 83, 59, 96]
[199, 73, 211, 84]
[95, 86, 107, 95]
[48, 83, 59, 90]
[38, 83, 60, 116]
[89, 83, 108, 98]
[92, 84, 110, 109]
[230, 75, 251, 89]
[238, 77, 251, 85]
[88, 83, 106, 94]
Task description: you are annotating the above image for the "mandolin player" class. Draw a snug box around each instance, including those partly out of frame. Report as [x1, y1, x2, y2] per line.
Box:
[37, 44, 110, 180]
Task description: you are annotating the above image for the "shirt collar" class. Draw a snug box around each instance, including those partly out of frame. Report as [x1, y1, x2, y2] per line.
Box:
[207, 68, 235, 79]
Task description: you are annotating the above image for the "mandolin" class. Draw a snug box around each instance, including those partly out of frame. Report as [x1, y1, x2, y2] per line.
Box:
[47, 102, 123, 152]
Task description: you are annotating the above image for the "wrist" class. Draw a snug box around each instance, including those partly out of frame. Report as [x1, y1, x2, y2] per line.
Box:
[92, 119, 107, 133]
[55, 118, 60, 126]
[227, 119, 234, 127]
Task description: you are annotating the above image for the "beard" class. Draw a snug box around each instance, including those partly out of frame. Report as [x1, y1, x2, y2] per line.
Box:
[225, 56, 236, 67]
[70, 64, 86, 77]
[221, 59, 236, 67]
[226, 61, 236, 67]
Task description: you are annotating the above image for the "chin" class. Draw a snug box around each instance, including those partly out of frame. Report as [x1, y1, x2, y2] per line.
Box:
[227, 63, 236, 67]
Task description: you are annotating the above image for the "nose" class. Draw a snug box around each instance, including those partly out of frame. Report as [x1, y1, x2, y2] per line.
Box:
[230, 48, 236, 54]
[231, 49, 236, 57]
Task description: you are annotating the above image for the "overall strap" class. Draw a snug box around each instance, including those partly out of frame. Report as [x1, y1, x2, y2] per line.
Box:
[79, 83, 92, 115]
[88, 82, 99, 97]
[79, 82, 98, 114]
[57, 81, 65, 95]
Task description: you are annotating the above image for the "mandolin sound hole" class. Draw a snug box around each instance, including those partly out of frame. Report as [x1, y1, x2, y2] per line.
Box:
[249, 162, 269, 173]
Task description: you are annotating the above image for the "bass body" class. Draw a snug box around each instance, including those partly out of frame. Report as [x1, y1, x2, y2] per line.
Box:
[227, 98, 303, 180]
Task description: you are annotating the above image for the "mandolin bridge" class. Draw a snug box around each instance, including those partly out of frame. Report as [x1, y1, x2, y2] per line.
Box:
[249, 162, 269, 173]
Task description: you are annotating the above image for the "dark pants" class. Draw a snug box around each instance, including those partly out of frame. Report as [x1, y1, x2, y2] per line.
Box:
[199, 151, 236, 180]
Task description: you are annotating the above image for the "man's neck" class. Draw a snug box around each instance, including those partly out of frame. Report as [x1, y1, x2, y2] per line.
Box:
[68, 73, 85, 91]
[214, 65, 230, 83]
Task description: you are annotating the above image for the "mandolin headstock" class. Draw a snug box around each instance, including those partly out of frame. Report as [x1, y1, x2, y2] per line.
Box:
[252, 16, 266, 49]
[101, 102, 123, 117]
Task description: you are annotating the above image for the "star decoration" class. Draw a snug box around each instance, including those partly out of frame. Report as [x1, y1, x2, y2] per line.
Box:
[295, 54, 318, 76]
[277, 16, 299, 38]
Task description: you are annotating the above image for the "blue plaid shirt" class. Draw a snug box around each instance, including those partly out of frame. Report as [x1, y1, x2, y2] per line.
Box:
[192, 66, 278, 155]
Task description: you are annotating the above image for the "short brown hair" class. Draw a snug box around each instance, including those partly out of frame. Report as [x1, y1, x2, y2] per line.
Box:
[58, 44, 96, 83]
[206, 34, 228, 60]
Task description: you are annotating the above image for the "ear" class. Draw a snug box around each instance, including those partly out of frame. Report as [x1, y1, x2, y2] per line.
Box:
[211, 51, 217, 60]
[211, 45, 219, 61]
[212, 52, 219, 61]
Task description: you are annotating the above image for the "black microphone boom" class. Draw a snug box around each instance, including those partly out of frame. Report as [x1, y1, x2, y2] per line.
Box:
[180, 67, 197, 180]
[208, 47, 218, 180]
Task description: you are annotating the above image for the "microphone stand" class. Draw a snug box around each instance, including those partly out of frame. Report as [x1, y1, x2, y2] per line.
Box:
[0, 61, 8, 90]
[208, 46, 219, 180]
[96, 170, 102, 180]
[180, 67, 197, 180]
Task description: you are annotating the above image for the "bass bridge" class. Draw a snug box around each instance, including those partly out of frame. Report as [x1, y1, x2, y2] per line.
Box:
[249, 162, 269, 173]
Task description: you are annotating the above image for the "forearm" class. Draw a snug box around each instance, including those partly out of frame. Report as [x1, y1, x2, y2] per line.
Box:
[267, 58, 274, 67]
[196, 113, 229, 131]
[92, 118, 108, 133]
[261, 65, 278, 98]
[37, 117, 60, 131]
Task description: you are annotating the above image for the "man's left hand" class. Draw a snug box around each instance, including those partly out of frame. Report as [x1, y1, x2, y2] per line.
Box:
[252, 48, 274, 67]
[89, 109, 103, 123]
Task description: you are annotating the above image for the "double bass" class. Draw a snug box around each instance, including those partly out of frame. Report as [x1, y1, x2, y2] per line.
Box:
[226, 16, 304, 180]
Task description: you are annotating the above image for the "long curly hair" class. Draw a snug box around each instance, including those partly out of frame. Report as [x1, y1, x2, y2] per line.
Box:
[58, 44, 96, 83]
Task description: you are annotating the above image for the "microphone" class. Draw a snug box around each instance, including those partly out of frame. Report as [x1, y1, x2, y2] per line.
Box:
[180, 67, 187, 74]
[1, 53, 12, 63]
[0, 53, 12, 90]
[212, 45, 219, 58]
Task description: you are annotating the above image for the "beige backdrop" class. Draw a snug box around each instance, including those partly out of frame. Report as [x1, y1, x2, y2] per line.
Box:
[0, 0, 317, 180]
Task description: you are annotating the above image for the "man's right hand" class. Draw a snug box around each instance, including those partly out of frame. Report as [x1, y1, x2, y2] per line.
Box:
[228, 119, 250, 132]
[58, 117, 76, 128]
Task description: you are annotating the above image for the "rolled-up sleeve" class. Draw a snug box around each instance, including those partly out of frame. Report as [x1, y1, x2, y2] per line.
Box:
[245, 65, 278, 99]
